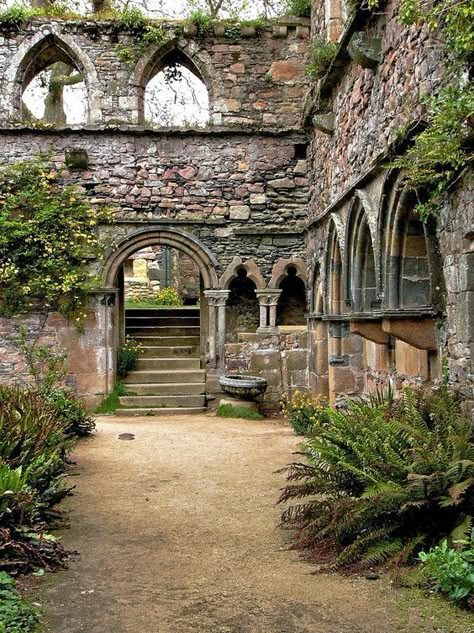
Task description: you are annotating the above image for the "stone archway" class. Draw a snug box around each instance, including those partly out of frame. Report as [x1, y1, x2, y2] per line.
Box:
[99, 227, 222, 402]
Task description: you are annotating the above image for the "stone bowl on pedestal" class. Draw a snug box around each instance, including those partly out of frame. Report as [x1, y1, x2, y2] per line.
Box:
[219, 375, 268, 406]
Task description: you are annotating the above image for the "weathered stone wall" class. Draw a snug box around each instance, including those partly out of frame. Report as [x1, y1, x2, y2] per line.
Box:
[436, 170, 474, 399]
[0, 17, 309, 129]
[305, 0, 473, 404]
[224, 329, 308, 411]
[0, 131, 308, 277]
[308, 0, 446, 218]
[0, 298, 115, 406]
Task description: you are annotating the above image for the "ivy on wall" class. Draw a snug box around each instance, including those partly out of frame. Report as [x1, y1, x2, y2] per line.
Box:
[392, 0, 474, 218]
[0, 158, 112, 322]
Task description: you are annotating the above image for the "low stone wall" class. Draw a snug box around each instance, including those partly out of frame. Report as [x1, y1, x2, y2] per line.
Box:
[224, 328, 308, 411]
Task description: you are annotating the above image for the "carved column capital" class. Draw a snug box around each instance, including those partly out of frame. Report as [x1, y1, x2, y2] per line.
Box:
[255, 289, 282, 305]
[204, 289, 230, 307]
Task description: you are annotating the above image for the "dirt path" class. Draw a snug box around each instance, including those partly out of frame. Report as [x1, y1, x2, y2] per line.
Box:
[33, 415, 473, 633]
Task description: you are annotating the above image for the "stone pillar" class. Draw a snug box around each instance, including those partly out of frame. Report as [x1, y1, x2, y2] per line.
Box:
[256, 290, 282, 333]
[204, 290, 230, 369]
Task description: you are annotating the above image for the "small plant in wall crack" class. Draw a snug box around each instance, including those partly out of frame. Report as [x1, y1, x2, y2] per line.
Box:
[306, 36, 337, 80]
[117, 337, 141, 378]
[116, 23, 169, 65]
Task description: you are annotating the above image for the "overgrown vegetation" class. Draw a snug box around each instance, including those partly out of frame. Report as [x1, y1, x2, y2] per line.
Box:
[14, 327, 95, 437]
[0, 158, 111, 323]
[0, 2, 81, 27]
[284, 0, 311, 17]
[281, 390, 328, 436]
[0, 328, 95, 578]
[391, 0, 474, 219]
[216, 403, 264, 420]
[115, 8, 169, 66]
[154, 287, 183, 306]
[0, 572, 40, 633]
[306, 36, 337, 79]
[279, 386, 474, 571]
[419, 530, 474, 607]
[117, 338, 141, 378]
[95, 381, 127, 414]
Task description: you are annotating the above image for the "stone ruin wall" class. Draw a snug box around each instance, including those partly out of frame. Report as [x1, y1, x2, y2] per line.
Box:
[0, 18, 312, 405]
[306, 0, 473, 405]
[0, 8, 472, 409]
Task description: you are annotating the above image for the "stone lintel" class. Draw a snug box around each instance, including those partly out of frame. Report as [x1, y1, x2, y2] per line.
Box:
[350, 321, 389, 345]
[382, 318, 437, 350]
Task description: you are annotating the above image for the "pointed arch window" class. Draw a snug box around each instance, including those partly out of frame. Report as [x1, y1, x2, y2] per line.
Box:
[20, 36, 87, 126]
[142, 49, 210, 128]
[346, 204, 377, 313]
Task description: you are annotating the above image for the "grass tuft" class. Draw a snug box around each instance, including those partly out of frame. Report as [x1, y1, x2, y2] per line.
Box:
[216, 403, 264, 420]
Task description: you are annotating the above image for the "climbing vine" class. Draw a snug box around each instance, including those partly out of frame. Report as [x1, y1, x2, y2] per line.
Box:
[0, 158, 112, 321]
[392, 0, 474, 218]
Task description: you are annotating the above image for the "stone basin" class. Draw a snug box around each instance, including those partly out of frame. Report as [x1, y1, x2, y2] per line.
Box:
[219, 374, 268, 401]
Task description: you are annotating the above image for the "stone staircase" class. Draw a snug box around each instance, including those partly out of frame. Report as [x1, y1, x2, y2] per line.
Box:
[117, 307, 206, 416]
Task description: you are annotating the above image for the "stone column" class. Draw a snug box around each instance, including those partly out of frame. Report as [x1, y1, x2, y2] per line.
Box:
[204, 290, 229, 369]
[256, 290, 282, 333]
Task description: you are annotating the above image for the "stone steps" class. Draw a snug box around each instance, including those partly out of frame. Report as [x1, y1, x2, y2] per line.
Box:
[126, 325, 201, 337]
[131, 336, 200, 347]
[125, 382, 206, 396]
[124, 369, 205, 384]
[136, 358, 201, 371]
[119, 394, 206, 408]
[120, 307, 205, 414]
[126, 316, 200, 327]
[139, 345, 198, 358]
[126, 308, 200, 317]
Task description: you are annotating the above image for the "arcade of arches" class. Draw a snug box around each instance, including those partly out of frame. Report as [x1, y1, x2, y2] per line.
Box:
[0, 7, 472, 413]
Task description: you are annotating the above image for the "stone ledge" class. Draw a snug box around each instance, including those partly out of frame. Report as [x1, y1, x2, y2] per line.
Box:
[0, 125, 309, 140]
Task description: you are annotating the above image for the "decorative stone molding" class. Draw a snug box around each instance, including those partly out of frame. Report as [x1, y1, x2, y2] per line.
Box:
[204, 290, 230, 369]
[101, 227, 219, 290]
[256, 289, 282, 332]
[268, 257, 308, 289]
[1, 26, 102, 123]
[347, 32, 381, 70]
[219, 256, 266, 290]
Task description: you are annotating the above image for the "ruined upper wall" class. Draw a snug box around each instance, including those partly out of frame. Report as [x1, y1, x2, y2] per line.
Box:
[0, 17, 310, 130]
[307, 0, 446, 218]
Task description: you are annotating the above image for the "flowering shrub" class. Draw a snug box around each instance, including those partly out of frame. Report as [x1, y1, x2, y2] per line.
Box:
[117, 337, 141, 378]
[0, 158, 112, 321]
[155, 287, 183, 306]
[281, 390, 329, 436]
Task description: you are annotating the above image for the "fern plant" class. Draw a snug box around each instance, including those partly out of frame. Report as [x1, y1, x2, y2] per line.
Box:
[279, 386, 474, 570]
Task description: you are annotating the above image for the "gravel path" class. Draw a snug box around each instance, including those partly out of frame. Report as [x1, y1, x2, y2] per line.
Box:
[33, 415, 474, 633]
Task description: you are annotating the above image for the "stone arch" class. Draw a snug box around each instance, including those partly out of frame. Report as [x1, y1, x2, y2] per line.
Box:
[268, 257, 307, 289]
[3, 27, 102, 123]
[345, 196, 378, 313]
[220, 256, 266, 290]
[133, 38, 214, 126]
[311, 261, 324, 314]
[379, 170, 436, 310]
[325, 218, 344, 315]
[102, 227, 219, 290]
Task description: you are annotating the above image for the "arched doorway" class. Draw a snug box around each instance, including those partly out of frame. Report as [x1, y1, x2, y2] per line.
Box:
[101, 228, 220, 414]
